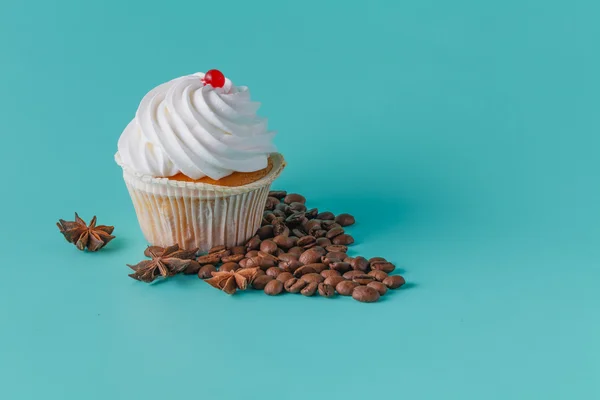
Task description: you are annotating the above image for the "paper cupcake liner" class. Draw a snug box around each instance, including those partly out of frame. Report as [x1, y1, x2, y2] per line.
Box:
[115, 153, 285, 252]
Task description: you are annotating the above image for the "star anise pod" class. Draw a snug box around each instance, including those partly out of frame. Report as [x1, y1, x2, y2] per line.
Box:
[57, 213, 115, 251]
[128, 244, 194, 283]
[204, 267, 260, 295]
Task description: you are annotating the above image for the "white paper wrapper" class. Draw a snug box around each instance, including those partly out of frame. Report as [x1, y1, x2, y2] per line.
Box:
[115, 153, 285, 252]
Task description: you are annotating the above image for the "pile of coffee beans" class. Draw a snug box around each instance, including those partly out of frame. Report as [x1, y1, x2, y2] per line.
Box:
[191, 190, 406, 303]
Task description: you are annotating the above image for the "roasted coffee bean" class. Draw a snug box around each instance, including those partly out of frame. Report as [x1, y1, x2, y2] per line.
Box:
[318, 283, 335, 298]
[305, 220, 322, 232]
[197, 264, 217, 279]
[343, 270, 366, 280]
[304, 263, 327, 273]
[312, 246, 327, 255]
[313, 229, 328, 238]
[321, 220, 336, 230]
[261, 218, 270, 226]
[344, 256, 355, 264]
[275, 203, 289, 212]
[278, 253, 299, 263]
[208, 245, 227, 254]
[332, 234, 354, 245]
[257, 225, 274, 240]
[259, 257, 277, 270]
[301, 282, 318, 296]
[273, 209, 286, 218]
[284, 278, 306, 293]
[266, 267, 283, 278]
[326, 244, 348, 253]
[321, 269, 341, 279]
[288, 246, 304, 256]
[265, 196, 281, 211]
[183, 261, 201, 275]
[299, 249, 323, 265]
[335, 213, 356, 227]
[330, 262, 352, 273]
[231, 246, 246, 255]
[246, 250, 260, 258]
[273, 248, 284, 257]
[383, 275, 405, 289]
[284, 193, 306, 205]
[221, 254, 245, 263]
[289, 202, 307, 213]
[272, 221, 289, 237]
[279, 260, 302, 273]
[252, 274, 274, 290]
[273, 235, 295, 250]
[245, 256, 262, 269]
[246, 236, 262, 250]
[269, 190, 287, 199]
[294, 265, 317, 277]
[352, 274, 376, 285]
[324, 275, 346, 288]
[367, 281, 388, 295]
[371, 262, 396, 273]
[352, 286, 380, 303]
[301, 273, 325, 284]
[264, 213, 278, 223]
[305, 208, 319, 219]
[369, 257, 387, 264]
[336, 280, 359, 296]
[197, 253, 221, 265]
[276, 272, 294, 283]
[368, 270, 389, 282]
[220, 262, 240, 272]
[264, 279, 284, 295]
[258, 251, 279, 262]
[317, 211, 335, 220]
[326, 251, 347, 261]
[260, 240, 278, 254]
[321, 256, 343, 267]
[351, 256, 369, 272]
[292, 228, 307, 238]
[285, 212, 305, 226]
[297, 235, 316, 248]
[325, 228, 344, 240]
[316, 237, 332, 247]
[239, 258, 250, 268]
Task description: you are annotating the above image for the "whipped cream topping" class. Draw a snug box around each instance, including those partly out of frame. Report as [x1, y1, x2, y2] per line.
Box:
[117, 72, 277, 180]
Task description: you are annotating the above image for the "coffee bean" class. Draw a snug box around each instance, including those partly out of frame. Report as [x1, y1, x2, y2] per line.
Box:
[301, 273, 325, 284]
[275, 203, 288, 212]
[221, 253, 245, 263]
[197, 253, 221, 265]
[369, 257, 387, 264]
[238, 258, 250, 268]
[321, 256, 343, 267]
[305, 208, 319, 219]
[317, 211, 335, 220]
[273, 235, 295, 250]
[289, 202, 307, 213]
[220, 262, 240, 272]
[367, 281, 388, 295]
[252, 275, 274, 290]
[336, 280, 359, 296]
[293, 265, 317, 277]
[208, 245, 226, 254]
[371, 262, 395, 273]
[183, 260, 202, 275]
[269, 190, 287, 199]
[352, 274, 376, 285]
[316, 237, 332, 247]
[352, 286, 380, 303]
[273, 209, 286, 219]
[273, 248, 284, 257]
[257, 225, 274, 240]
[259, 240, 278, 254]
[297, 235, 316, 248]
[312, 246, 327, 256]
[330, 262, 352, 273]
[273, 221, 289, 237]
[318, 283, 335, 298]
[197, 264, 217, 279]
[304, 263, 327, 273]
[231, 246, 246, 255]
[305, 220, 322, 232]
[258, 251, 279, 262]
[245, 256, 262, 269]
[326, 251, 347, 261]
[279, 259, 302, 273]
[266, 267, 283, 278]
[301, 282, 318, 296]
[332, 234, 354, 246]
[246, 250, 260, 258]
[324, 275, 345, 287]
[335, 213, 355, 227]
[285, 212, 305, 226]
[246, 236, 261, 250]
[383, 275, 405, 289]
[288, 246, 304, 256]
[258, 257, 277, 270]
[368, 270, 389, 282]
[344, 256, 355, 263]
[264, 212, 277, 223]
[284, 193, 306, 205]
[321, 220, 337, 230]
[321, 270, 341, 279]
[326, 244, 348, 253]
[292, 228, 307, 237]
[265, 196, 280, 211]
[343, 270, 365, 280]
[284, 278, 306, 293]
[299, 249, 322, 265]
[350, 256, 369, 272]
[276, 272, 294, 283]
[278, 253, 299, 263]
[313, 229, 328, 238]
[264, 279, 284, 295]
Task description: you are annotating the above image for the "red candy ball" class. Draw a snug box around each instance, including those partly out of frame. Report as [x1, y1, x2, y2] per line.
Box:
[203, 69, 225, 88]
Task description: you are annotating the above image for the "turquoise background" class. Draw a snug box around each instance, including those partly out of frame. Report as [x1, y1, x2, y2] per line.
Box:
[1, 0, 599, 399]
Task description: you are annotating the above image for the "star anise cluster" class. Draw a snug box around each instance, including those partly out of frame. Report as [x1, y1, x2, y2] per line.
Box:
[57, 213, 115, 251]
[128, 244, 199, 283]
[204, 268, 260, 295]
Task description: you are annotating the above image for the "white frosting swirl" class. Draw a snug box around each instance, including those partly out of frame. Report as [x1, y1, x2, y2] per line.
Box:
[117, 72, 277, 180]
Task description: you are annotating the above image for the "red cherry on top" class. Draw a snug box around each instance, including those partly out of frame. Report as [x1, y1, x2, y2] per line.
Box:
[203, 69, 226, 88]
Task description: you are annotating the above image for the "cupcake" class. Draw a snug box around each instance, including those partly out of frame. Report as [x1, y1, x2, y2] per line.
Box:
[115, 69, 285, 251]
